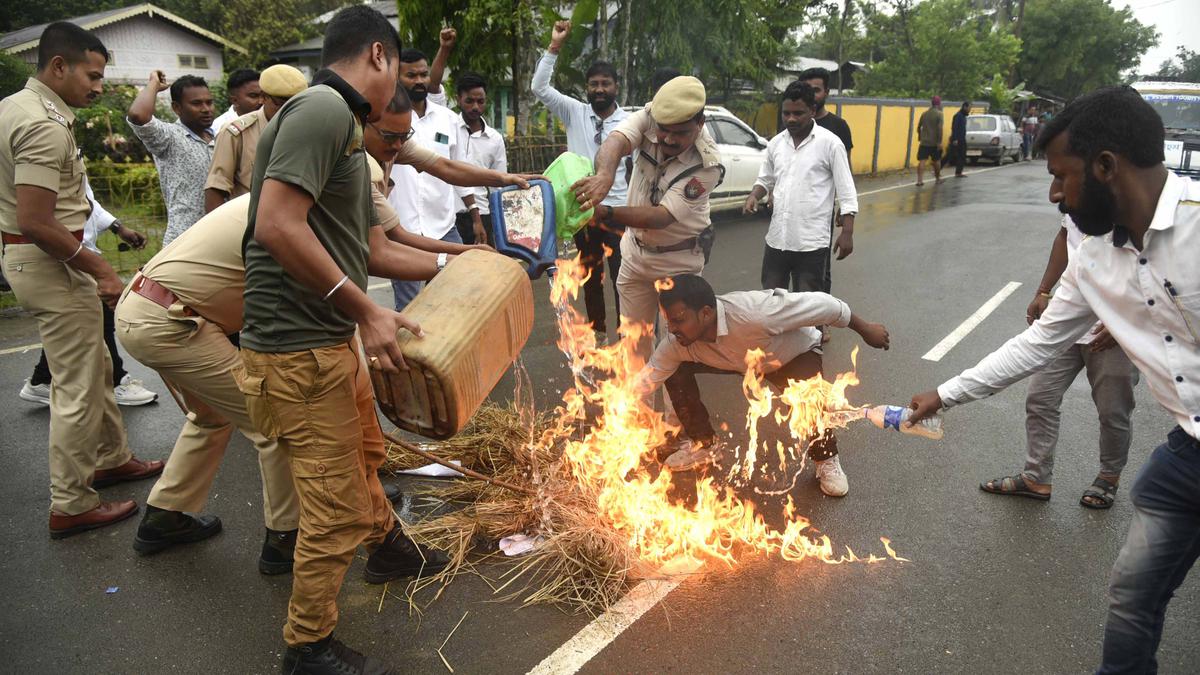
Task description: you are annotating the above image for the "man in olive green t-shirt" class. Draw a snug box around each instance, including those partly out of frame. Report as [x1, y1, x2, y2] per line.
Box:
[238, 7, 448, 673]
[916, 95, 944, 186]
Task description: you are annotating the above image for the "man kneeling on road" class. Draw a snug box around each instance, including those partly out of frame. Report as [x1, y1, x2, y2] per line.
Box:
[637, 274, 890, 496]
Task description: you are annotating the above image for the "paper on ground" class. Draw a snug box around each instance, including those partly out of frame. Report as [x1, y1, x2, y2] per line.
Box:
[396, 460, 464, 478]
[499, 533, 545, 556]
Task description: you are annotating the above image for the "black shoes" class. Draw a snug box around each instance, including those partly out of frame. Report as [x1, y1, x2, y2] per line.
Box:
[281, 636, 396, 675]
[363, 526, 449, 584]
[382, 482, 403, 505]
[260, 527, 298, 575]
[132, 505, 222, 555]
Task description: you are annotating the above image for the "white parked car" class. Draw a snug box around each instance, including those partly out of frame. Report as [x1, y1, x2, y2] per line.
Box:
[965, 114, 1022, 165]
[624, 105, 770, 212]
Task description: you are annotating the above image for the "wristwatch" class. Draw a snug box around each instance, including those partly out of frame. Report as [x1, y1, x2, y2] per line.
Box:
[436, 252, 448, 273]
[107, 220, 121, 234]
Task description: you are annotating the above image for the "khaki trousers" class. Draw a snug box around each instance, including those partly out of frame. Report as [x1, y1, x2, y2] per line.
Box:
[2, 243, 132, 515]
[114, 291, 298, 531]
[616, 231, 706, 363]
[240, 341, 394, 646]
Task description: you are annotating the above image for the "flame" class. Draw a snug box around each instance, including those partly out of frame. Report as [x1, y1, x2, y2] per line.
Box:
[653, 277, 675, 291]
[543, 256, 904, 569]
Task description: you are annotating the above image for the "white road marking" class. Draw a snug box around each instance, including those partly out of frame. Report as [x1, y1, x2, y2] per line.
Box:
[526, 570, 695, 675]
[922, 281, 1023, 362]
[0, 342, 40, 356]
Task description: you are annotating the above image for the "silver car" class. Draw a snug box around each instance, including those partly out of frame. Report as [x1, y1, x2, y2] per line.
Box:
[965, 114, 1022, 165]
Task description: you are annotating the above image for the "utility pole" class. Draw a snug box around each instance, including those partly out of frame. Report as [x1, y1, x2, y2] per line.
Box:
[1007, 0, 1026, 87]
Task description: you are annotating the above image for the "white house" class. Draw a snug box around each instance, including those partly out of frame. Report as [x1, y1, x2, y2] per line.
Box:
[1, 3, 246, 86]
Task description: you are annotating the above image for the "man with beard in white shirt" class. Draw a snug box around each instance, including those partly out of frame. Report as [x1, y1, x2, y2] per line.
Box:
[386, 48, 484, 311]
[906, 85, 1200, 674]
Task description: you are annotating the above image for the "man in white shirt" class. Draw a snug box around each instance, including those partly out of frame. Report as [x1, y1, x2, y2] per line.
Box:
[744, 82, 857, 295]
[211, 68, 261, 133]
[906, 86, 1200, 673]
[533, 20, 631, 340]
[638, 274, 890, 495]
[387, 48, 483, 311]
[449, 73, 506, 245]
[979, 214, 1139, 508]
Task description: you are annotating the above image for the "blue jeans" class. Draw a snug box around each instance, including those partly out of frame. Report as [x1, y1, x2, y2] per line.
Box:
[1098, 426, 1200, 674]
[390, 227, 462, 311]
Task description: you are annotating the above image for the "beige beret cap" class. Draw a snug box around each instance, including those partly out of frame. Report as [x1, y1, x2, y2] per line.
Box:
[259, 65, 307, 98]
[650, 76, 706, 125]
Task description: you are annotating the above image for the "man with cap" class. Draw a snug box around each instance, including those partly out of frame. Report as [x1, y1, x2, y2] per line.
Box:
[204, 64, 307, 213]
[916, 96, 944, 186]
[1, 22, 163, 539]
[571, 75, 723, 363]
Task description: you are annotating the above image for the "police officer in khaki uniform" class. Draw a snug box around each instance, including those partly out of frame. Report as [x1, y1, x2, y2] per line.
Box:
[204, 65, 307, 213]
[0, 22, 163, 539]
[572, 76, 723, 362]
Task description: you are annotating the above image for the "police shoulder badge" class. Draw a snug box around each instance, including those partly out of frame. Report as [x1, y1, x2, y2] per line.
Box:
[683, 176, 706, 200]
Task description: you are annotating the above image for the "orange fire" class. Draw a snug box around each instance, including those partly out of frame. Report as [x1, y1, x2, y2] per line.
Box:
[543, 256, 906, 569]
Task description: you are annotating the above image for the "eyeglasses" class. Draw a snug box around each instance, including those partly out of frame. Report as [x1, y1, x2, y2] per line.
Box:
[369, 123, 415, 144]
[593, 117, 605, 146]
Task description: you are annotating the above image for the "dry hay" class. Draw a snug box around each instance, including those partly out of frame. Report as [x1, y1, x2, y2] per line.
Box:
[384, 402, 649, 615]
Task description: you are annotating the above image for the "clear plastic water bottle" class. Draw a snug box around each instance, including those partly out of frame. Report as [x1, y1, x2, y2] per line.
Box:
[862, 405, 944, 440]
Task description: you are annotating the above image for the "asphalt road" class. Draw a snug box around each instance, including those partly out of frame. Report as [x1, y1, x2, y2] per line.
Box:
[1, 160, 1196, 674]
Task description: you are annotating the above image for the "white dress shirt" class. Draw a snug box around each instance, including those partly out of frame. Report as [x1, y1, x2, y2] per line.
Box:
[387, 100, 472, 239]
[81, 173, 116, 254]
[939, 172, 1200, 440]
[641, 289, 852, 388]
[453, 114, 507, 216]
[755, 124, 858, 252]
[531, 51, 630, 206]
[1060, 215, 1101, 345]
[212, 105, 238, 134]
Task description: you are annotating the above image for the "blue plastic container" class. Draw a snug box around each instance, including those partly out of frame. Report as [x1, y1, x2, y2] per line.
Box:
[488, 179, 558, 279]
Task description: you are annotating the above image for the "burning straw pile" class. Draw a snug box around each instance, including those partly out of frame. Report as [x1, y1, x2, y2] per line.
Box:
[386, 257, 905, 615]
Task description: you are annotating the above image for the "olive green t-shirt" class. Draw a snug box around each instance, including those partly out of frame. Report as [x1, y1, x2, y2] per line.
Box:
[241, 77, 377, 352]
[918, 107, 943, 147]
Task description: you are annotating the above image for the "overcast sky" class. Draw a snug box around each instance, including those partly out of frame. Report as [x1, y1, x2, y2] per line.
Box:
[1113, 0, 1199, 75]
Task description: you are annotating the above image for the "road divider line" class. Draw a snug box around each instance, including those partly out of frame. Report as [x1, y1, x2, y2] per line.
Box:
[526, 569, 695, 675]
[922, 281, 1022, 362]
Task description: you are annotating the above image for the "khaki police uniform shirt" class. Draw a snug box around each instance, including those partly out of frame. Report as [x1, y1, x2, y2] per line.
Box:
[205, 107, 266, 199]
[0, 78, 89, 234]
[612, 106, 723, 247]
[140, 194, 251, 334]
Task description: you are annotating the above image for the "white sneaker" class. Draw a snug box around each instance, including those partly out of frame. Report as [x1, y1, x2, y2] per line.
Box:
[665, 438, 724, 472]
[114, 375, 158, 406]
[19, 379, 50, 406]
[814, 455, 849, 497]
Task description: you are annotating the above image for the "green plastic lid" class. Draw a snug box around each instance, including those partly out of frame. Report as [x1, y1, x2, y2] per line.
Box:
[544, 152, 595, 239]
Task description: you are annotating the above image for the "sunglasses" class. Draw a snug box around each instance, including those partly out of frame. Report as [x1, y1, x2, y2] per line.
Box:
[593, 117, 605, 146]
[369, 123, 415, 144]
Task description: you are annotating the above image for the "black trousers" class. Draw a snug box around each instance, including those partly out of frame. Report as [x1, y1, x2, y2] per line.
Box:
[664, 350, 838, 460]
[942, 139, 966, 175]
[31, 302, 125, 387]
[761, 244, 830, 293]
[455, 211, 494, 246]
[574, 225, 623, 334]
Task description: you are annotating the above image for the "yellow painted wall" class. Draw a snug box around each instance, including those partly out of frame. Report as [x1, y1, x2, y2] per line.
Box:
[838, 104, 878, 175]
[876, 105, 913, 172]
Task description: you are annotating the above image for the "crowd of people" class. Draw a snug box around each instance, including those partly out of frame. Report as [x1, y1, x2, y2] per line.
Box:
[0, 6, 1195, 674]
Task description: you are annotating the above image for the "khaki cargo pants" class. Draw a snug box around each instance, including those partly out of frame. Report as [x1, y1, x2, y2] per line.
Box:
[115, 291, 298, 531]
[239, 340, 394, 646]
[2, 243, 132, 515]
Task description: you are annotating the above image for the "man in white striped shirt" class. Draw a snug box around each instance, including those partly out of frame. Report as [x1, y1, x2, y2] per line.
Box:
[907, 86, 1200, 674]
[744, 81, 857, 295]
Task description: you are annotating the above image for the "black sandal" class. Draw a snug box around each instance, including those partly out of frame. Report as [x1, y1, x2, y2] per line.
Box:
[980, 474, 1051, 501]
[1080, 477, 1118, 510]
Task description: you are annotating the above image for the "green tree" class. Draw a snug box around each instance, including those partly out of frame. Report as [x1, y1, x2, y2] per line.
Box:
[1014, 0, 1156, 100]
[855, 0, 1020, 100]
[1152, 47, 1200, 83]
[0, 52, 34, 100]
